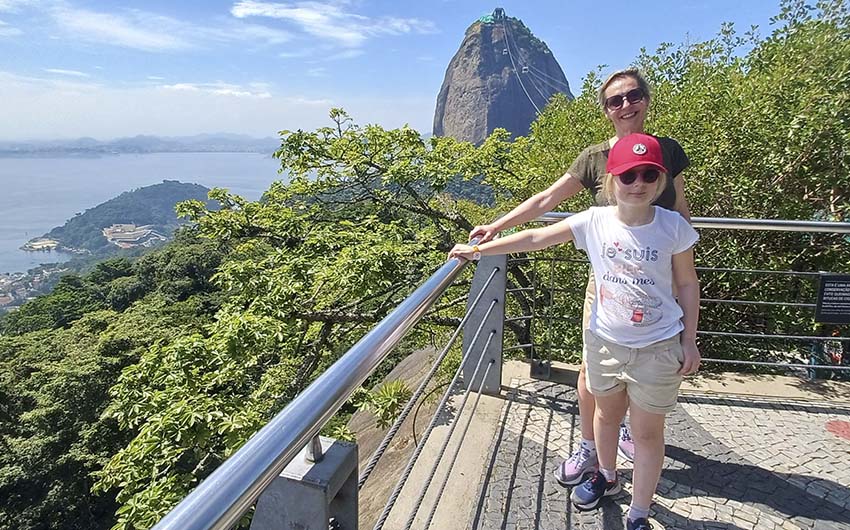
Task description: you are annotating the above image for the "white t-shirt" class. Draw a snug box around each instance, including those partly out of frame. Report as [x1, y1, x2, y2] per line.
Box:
[567, 206, 699, 347]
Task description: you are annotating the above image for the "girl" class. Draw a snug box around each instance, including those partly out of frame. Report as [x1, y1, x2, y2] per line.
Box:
[469, 68, 692, 480]
[449, 133, 700, 530]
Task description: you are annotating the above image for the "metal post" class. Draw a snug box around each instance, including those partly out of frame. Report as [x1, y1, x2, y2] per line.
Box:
[251, 437, 358, 530]
[462, 255, 506, 394]
[306, 434, 324, 463]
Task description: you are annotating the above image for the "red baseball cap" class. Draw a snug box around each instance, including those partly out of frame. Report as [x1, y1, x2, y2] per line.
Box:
[606, 133, 667, 175]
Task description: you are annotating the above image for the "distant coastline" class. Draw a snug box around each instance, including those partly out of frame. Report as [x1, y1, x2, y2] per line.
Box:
[20, 237, 88, 255]
[0, 151, 283, 278]
[0, 149, 278, 159]
[0, 133, 281, 158]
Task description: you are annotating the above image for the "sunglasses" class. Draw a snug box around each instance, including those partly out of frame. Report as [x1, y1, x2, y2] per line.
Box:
[604, 88, 646, 110]
[618, 168, 660, 185]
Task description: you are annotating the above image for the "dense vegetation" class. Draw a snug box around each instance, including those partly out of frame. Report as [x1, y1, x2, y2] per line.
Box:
[0, 1, 847, 529]
[44, 180, 216, 253]
[0, 235, 225, 529]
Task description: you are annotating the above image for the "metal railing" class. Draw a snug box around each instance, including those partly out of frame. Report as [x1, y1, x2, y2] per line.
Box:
[151, 214, 850, 530]
[152, 257, 472, 530]
[538, 213, 850, 234]
[521, 214, 850, 376]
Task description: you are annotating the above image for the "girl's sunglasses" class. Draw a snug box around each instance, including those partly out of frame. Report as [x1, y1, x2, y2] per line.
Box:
[604, 88, 646, 110]
[618, 168, 660, 185]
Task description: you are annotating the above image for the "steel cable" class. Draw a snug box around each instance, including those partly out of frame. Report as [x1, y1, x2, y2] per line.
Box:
[401, 331, 497, 530]
[371, 299, 499, 530]
[500, 20, 540, 114]
[359, 267, 500, 488]
[421, 359, 496, 530]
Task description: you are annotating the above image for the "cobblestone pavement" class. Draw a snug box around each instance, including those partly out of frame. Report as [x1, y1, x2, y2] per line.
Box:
[469, 378, 850, 530]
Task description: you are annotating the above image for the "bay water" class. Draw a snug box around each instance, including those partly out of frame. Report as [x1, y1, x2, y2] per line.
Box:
[0, 152, 283, 274]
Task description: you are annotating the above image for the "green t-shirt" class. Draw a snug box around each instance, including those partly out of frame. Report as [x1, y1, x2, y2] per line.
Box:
[567, 136, 690, 210]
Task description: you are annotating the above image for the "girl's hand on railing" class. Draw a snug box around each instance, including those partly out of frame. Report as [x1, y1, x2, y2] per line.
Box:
[679, 337, 701, 376]
[468, 224, 498, 243]
[448, 244, 476, 261]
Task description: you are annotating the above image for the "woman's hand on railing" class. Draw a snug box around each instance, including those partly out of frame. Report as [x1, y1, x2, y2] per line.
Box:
[468, 223, 499, 243]
[679, 337, 701, 376]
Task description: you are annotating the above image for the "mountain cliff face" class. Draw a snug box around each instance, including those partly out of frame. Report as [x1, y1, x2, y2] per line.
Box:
[433, 10, 573, 145]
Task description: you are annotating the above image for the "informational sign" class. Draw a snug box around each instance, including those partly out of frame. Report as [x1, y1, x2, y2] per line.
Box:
[816, 274, 850, 324]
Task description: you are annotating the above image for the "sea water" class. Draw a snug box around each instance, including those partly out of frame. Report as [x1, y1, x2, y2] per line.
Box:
[0, 152, 283, 274]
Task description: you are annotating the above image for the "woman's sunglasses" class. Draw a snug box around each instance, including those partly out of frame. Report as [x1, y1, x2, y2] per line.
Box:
[618, 168, 660, 185]
[604, 88, 646, 110]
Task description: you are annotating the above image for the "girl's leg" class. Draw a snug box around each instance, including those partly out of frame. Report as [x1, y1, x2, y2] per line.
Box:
[593, 389, 629, 472]
[627, 402, 667, 511]
[570, 388, 628, 509]
[577, 363, 596, 440]
[554, 363, 599, 486]
[579, 275, 597, 440]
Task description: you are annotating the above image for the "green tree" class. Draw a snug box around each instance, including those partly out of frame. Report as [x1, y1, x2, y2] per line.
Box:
[0, 238, 225, 530]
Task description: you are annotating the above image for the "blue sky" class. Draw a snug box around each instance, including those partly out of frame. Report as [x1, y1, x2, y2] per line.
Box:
[0, 0, 780, 140]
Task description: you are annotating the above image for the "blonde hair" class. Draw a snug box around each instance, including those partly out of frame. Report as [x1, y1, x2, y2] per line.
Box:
[597, 68, 652, 109]
[601, 170, 668, 205]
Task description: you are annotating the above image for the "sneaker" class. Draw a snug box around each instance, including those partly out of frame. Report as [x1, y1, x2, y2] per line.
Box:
[618, 424, 635, 463]
[570, 470, 621, 510]
[626, 517, 654, 530]
[554, 444, 598, 486]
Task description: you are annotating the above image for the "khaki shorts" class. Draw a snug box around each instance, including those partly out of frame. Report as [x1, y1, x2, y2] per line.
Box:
[583, 328, 684, 415]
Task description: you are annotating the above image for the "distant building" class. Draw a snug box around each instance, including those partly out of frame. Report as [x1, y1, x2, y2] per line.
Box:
[102, 224, 167, 248]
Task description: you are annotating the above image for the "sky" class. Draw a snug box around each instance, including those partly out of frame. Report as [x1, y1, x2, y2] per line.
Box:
[0, 0, 781, 141]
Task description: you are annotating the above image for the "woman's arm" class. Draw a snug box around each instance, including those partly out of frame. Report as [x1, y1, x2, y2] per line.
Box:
[673, 173, 691, 222]
[468, 172, 585, 242]
[452, 219, 576, 260]
[672, 246, 700, 375]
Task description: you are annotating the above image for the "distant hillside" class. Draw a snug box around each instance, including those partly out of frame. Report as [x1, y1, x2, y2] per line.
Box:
[0, 133, 280, 157]
[34, 180, 216, 253]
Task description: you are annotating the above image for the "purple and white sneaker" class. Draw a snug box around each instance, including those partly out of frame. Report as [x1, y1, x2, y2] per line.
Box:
[554, 444, 598, 486]
[618, 423, 635, 463]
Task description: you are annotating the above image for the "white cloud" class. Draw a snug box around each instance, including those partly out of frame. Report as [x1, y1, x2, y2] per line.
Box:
[52, 6, 192, 51]
[306, 67, 327, 77]
[324, 49, 363, 60]
[160, 81, 272, 99]
[283, 95, 332, 105]
[231, 0, 437, 48]
[44, 68, 90, 77]
[279, 49, 311, 59]
[48, 5, 291, 52]
[0, 0, 33, 13]
[161, 83, 200, 92]
[214, 22, 291, 45]
[147, 75, 165, 81]
[0, 18, 21, 36]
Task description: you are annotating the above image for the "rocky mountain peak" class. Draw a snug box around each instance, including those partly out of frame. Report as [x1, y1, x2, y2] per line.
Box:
[433, 9, 573, 145]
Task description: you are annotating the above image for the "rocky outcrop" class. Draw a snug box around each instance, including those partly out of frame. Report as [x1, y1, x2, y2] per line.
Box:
[433, 10, 573, 145]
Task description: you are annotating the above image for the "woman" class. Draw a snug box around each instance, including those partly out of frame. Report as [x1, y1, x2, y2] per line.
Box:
[468, 68, 692, 485]
[456, 133, 700, 530]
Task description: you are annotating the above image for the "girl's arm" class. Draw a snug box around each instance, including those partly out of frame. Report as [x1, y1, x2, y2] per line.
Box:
[468, 173, 585, 243]
[672, 246, 700, 375]
[450, 219, 576, 261]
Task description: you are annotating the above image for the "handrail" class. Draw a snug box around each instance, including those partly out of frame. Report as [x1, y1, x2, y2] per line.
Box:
[537, 213, 850, 233]
[152, 257, 471, 530]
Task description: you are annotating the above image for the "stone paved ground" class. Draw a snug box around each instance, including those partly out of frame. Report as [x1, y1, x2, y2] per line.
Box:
[468, 378, 850, 530]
